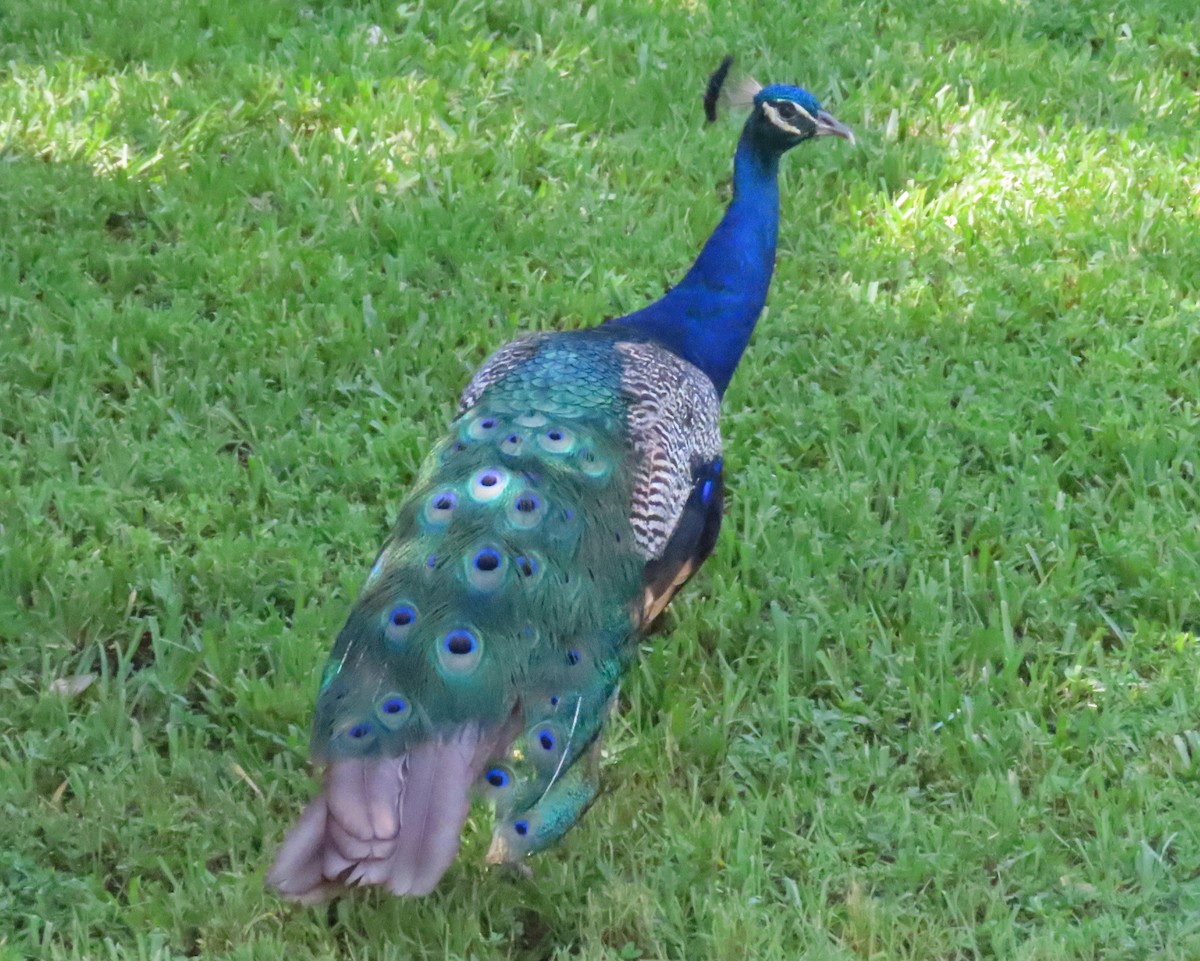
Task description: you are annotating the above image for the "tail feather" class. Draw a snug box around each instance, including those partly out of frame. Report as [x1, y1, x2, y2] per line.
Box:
[409, 733, 478, 894]
[382, 745, 438, 896]
[267, 726, 498, 902]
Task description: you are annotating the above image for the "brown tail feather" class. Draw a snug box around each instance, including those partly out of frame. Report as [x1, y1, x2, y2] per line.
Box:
[267, 726, 498, 902]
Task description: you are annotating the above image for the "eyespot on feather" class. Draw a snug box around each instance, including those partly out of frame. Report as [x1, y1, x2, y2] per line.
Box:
[578, 448, 612, 480]
[485, 767, 511, 789]
[344, 721, 375, 744]
[376, 693, 411, 729]
[509, 490, 545, 529]
[466, 546, 506, 591]
[500, 432, 525, 456]
[425, 489, 458, 525]
[467, 414, 501, 440]
[514, 554, 540, 578]
[438, 628, 483, 674]
[470, 467, 510, 502]
[536, 427, 575, 454]
[384, 604, 418, 644]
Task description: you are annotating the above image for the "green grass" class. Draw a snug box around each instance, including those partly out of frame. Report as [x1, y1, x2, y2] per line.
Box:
[2, 0, 1198, 957]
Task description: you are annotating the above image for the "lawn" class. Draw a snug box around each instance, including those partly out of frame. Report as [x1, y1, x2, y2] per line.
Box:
[1, 0, 1198, 958]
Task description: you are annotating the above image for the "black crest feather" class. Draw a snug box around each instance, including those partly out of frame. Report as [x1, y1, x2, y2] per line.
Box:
[703, 56, 735, 123]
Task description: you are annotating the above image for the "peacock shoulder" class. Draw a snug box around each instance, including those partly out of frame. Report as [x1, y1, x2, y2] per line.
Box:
[614, 341, 722, 559]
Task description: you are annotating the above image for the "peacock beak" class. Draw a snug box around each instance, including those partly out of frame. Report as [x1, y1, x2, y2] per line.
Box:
[815, 110, 855, 145]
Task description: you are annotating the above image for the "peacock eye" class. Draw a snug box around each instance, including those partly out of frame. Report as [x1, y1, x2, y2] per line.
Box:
[438, 628, 484, 674]
[470, 467, 510, 502]
[514, 820, 529, 836]
[445, 630, 477, 656]
[473, 548, 501, 571]
[537, 427, 575, 454]
[384, 604, 418, 644]
[376, 692, 411, 729]
[466, 546, 506, 592]
[426, 489, 459, 525]
[485, 767, 510, 788]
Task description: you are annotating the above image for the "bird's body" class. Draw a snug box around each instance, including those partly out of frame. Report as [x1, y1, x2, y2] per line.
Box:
[268, 61, 852, 902]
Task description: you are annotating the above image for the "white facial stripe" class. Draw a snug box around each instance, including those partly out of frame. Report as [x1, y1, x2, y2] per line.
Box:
[790, 102, 817, 125]
[761, 100, 816, 137]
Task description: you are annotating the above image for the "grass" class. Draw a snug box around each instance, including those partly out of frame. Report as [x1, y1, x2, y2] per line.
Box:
[1, 0, 1198, 957]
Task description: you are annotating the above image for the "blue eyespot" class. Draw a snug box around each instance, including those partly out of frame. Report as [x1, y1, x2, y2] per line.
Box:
[566, 649, 581, 666]
[537, 729, 556, 752]
[549, 695, 560, 706]
[537, 427, 575, 454]
[510, 490, 545, 530]
[467, 415, 502, 440]
[473, 548, 501, 572]
[486, 768, 510, 788]
[385, 604, 418, 644]
[376, 691, 411, 729]
[470, 467, 510, 502]
[466, 546, 506, 592]
[445, 630, 477, 656]
[438, 628, 483, 674]
[348, 723, 371, 739]
[426, 554, 437, 569]
[515, 555, 539, 578]
[514, 820, 529, 836]
[427, 490, 458, 524]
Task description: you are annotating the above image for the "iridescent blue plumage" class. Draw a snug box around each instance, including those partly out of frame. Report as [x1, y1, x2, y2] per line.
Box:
[267, 60, 852, 902]
[607, 78, 853, 393]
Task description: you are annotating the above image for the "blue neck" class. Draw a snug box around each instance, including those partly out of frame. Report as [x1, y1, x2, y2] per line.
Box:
[606, 120, 781, 395]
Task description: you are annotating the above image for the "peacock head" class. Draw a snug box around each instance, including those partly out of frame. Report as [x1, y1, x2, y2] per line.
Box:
[751, 84, 855, 151]
[705, 56, 854, 154]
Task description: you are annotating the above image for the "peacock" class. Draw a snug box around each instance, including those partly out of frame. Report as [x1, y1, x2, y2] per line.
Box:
[267, 57, 853, 902]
